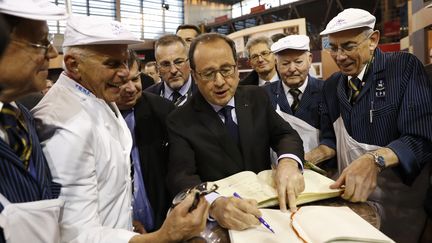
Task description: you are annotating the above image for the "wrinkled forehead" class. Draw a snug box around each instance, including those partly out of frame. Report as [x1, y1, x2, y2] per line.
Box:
[328, 28, 366, 45]
[82, 44, 129, 59]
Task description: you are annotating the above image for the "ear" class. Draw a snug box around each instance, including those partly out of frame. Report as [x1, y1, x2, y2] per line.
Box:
[369, 30, 380, 52]
[64, 54, 80, 80]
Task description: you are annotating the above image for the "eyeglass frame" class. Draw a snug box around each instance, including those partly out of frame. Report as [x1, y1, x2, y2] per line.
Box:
[171, 182, 219, 210]
[249, 50, 273, 61]
[10, 34, 54, 56]
[157, 58, 189, 71]
[326, 33, 373, 56]
[194, 64, 237, 82]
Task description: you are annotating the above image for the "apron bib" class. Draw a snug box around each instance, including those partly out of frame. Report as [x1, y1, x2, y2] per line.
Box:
[276, 110, 319, 153]
[0, 193, 64, 243]
[333, 116, 429, 242]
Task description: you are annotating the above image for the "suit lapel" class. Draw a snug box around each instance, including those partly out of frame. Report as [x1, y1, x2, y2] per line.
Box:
[275, 81, 292, 114]
[296, 77, 315, 117]
[193, 93, 243, 169]
[337, 75, 352, 112]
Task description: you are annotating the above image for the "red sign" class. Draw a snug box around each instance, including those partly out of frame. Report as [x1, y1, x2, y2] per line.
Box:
[215, 15, 228, 23]
[250, 5, 265, 14]
[378, 43, 400, 52]
[383, 20, 400, 37]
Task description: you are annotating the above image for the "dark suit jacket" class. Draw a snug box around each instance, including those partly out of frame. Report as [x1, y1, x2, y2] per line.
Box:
[320, 48, 432, 185]
[0, 104, 60, 243]
[145, 77, 198, 104]
[166, 86, 304, 196]
[264, 76, 324, 129]
[240, 70, 259, 85]
[133, 92, 175, 231]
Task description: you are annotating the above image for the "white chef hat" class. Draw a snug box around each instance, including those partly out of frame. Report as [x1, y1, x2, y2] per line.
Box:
[0, 0, 67, 21]
[63, 15, 142, 47]
[320, 8, 376, 35]
[271, 35, 310, 53]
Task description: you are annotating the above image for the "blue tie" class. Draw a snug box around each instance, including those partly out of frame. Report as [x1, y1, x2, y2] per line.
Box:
[219, 106, 239, 144]
[0, 103, 32, 168]
[121, 109, 155, 231]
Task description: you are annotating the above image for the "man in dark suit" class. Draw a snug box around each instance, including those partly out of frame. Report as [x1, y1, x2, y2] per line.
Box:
[175, 24, 201, 48]
[0, 1, 67, 242]
[241, 36, 279, 86]
[264, 35, 331, 158]
[316, 8, 432, 242]
[145, 35, 197, 106]
[166, 33, 305, 230]
[116, 51, 175, 233]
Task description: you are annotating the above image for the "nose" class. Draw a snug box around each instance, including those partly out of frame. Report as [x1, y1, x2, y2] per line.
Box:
[117, 63, 130, 79]
[288, 63, 296, 72]
[122, 80, 135, 92]
[257, 55, 264, 62]
[46, 45, 59, 59]
[214, 72, 225, 87]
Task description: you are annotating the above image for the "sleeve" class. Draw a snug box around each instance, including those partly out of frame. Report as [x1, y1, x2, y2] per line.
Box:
[318, 93, 337, 150]
[40, 120, 137, 243]
[166, 115, 202, 197]
[386, 56, 432, 184]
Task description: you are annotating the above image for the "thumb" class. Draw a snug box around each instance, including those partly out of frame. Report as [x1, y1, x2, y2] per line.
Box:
[330, 173, 346, 189]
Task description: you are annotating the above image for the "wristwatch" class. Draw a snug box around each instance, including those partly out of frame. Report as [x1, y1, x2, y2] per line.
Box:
[366, 152, 386, 173]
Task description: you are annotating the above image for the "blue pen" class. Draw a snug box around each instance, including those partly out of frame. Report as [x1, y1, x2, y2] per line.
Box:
[233, 192, 275, 234]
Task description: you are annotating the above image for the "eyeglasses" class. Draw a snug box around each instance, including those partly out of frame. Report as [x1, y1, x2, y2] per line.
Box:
[250, 50, 273, 61]
[195, 65, 237, 82]
[11, 34, 54, 56]
[158, 58, 189, 71]
[326, 33, 372, 56]
[171, 182, 219, 210]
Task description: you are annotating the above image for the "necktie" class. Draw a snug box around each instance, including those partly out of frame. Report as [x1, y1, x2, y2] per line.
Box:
[219, 106, 239, 144]
[0, 103, 32, 168]
[348, 77, 361, 104]
[289, 88, 302, 113]
[172, 91, 182, 105]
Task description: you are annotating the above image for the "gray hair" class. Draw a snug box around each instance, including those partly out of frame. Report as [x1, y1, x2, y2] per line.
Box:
[245, 36, 273, 57]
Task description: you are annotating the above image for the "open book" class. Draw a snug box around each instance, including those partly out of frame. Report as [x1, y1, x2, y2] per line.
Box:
[229, 206, 394, 243]
[209, 169, 342, 207]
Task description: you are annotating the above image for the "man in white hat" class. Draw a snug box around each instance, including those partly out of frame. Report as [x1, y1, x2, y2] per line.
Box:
[32, 15, 208, 243]
[0, 0, 67, 242]
[241, 36, 279, 86]
[315, 8, 432, 242]
[264, 35, 327, 156]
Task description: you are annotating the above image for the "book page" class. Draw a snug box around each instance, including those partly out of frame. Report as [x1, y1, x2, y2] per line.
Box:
[229, 207, 394, 243]
[209, 171, 277, 203]
[257, 169, 343, 205]
[229, 209, 303, 243]
[293, 206, 394, 243]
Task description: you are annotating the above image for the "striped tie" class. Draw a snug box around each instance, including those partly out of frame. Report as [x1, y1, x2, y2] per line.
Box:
[0, 103, 32, 168]
[289, 88, 302, 113]
[349, 77, 361, 103]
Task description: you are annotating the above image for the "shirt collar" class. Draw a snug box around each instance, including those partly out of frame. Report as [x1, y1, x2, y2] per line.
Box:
[163, 74, 192, 99]
[258, 72, 279, 86]
[282, 76, 309, 95]
[209, 97, 235, 113]
[348, 64, 367, 82]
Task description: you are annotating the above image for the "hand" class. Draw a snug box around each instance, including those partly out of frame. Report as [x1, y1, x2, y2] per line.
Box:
[210, 196, 261, 230]
[158, 192, 209, 242]
[275, 158, 304, 212]
[132, 220, 147, 234]
[330, 154, 378, 202]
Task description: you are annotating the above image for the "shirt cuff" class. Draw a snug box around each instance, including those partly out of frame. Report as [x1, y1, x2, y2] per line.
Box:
[204, 192, 222, 222]
[277, 153, 304, 171]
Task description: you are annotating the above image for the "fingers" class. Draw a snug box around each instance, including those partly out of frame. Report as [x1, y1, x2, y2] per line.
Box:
[212, 197, 260, 230]
[277, 183, 287, 212]
[287, 187, 297, 212]
[330, 172, 346, 189]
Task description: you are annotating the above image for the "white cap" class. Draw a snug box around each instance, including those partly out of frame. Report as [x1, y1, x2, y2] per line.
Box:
[427, 3, 432, 8]
[271, 35, 310, 53]
[0, 0, 67, 21]
[320, 8, 376, 35]
[63, 15, 142, 47]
